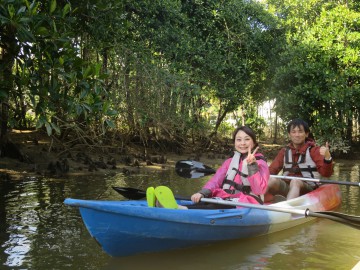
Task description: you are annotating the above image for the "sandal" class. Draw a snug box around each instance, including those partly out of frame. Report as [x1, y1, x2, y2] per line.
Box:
[154, 186, 178, 209]
[146, 187, 156, 207]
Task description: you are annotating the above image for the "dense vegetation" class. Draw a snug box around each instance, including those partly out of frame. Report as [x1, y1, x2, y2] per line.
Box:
[1, 0, 360, 155]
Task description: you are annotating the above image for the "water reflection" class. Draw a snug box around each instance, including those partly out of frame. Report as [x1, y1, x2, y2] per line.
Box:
[2, 178, 38, 267]
[0, 160, 359, 269]
[332, 162, 360, 215]
[104, 220, 359, 270]
[0, 176, 109, 270]
[103, 223, 315, 270]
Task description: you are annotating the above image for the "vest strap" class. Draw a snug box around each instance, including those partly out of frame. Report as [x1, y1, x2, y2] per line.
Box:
[222, 180, 250, 193]
[283, 167, 318, 173]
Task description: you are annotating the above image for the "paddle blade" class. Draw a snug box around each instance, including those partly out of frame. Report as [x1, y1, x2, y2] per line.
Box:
[312, 211, 360, 229]
[112, 186, 191, 201]
[175, 160, 216, 178]
[112, 187, 146, 200]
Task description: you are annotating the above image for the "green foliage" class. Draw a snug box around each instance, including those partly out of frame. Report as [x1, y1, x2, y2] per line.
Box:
[217, 121, 234, 138]
[5, 0, 360, 152]
[1, 0, 117, 137]
[245, 117, 267, 139]
[315, 137, 351, 154]
[268, 0, 360, 144]
[243, 101, 267, 139]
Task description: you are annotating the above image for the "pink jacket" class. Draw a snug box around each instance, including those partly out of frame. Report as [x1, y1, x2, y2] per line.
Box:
[200, 153, 269, 204]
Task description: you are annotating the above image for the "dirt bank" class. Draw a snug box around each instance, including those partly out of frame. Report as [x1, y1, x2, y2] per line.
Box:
[0, 129, 285, 180]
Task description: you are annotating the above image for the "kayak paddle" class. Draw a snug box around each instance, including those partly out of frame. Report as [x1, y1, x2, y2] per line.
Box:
[199, 198, 360, 229]
[175, 160, 360, 187]
[112, 186, 190, 201]
[271, 175, 360, 187]
[112, 186, 360, 229]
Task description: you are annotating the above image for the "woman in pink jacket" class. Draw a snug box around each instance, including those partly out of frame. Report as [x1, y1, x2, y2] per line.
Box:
[148, 126, 270, 209]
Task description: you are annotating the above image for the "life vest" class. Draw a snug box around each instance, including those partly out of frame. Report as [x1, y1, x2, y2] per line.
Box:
[283, 146, 320, 182]
[222, 151, 264, 204]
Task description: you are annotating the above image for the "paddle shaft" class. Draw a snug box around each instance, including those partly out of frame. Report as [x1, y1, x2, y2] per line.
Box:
[201, 198, 306, 215]
[200, 198, 360, 229]
[271, 175, 360, 187]
[175, 160, 360, 187]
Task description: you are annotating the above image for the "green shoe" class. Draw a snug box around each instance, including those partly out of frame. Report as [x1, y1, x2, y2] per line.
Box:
[154, 186, 178, 209]
[146, 187, 156, 207]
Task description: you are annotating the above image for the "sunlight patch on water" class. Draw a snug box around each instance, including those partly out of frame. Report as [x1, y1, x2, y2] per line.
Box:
[350, 164, 359, 182]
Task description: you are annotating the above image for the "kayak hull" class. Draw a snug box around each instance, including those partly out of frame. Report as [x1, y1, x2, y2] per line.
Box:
[64, 184, 341, 257]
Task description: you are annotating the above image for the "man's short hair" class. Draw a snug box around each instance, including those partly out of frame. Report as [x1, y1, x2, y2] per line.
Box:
[287, 119, 310, 133]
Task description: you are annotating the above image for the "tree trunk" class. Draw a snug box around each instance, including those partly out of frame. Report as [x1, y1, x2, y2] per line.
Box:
[273, 112, 278, 144]
[209, 103, 228, 138]
[346, 115, 353, 146]
[0, 28, 18, 141]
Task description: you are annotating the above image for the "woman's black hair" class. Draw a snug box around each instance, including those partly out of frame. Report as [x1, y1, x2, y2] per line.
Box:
[232, 126, 258, 148]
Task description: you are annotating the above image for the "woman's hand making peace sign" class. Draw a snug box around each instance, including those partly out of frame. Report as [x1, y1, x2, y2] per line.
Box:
[246, 146, 259, 164]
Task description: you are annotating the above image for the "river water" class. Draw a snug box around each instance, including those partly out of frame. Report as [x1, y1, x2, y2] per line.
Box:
[0, 159, 359, 270]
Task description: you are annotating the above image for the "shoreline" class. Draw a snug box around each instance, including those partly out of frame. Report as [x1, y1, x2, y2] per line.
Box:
[1, 129, 357, 181]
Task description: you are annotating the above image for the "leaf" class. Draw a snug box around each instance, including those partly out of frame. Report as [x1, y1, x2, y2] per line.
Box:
[80, 89, 88, 99]
[50, 0, 57, 14]
[51, 122, 61, 135]
[45, 122, 52, 136]
[16, 6, 27, 15]
[106, 109, 118, 116]
[36, 117, 45, 129]
[36, 26, 48, 36]
[7, 5, 15, 19]
[62, 4, 71, 18]
[94, 63, 101, 76]
[83, 66, 92, 78]
[105, 119, 116, 128]
[82, 104, 92, 112]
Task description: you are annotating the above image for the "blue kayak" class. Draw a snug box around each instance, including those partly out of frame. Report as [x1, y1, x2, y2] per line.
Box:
[64, 184, 341, 257]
